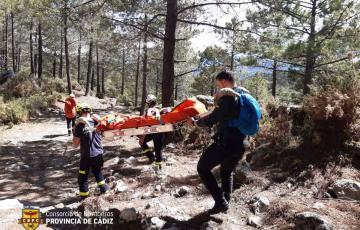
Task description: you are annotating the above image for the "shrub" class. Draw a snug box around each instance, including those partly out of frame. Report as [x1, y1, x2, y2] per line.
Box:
[41, 78, 66, 94]
[0, 100, 28, 124]
[302, 74, 360, 148]
[2, 71, 40, 101]
[117, 94, 133, 106]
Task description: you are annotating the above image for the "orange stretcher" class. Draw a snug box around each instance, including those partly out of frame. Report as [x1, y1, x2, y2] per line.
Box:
[96, 98, 207, 133]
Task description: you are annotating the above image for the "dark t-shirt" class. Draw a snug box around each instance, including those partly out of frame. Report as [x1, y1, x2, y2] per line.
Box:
[196, 95, 245, 144]
[74, 118, 103, 159]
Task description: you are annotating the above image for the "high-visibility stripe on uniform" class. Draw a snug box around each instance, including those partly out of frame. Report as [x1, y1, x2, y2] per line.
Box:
[80, 191, 89, 196]
[142, 148, 152, 153]
[97, 180, 105, 186]
[154, 161, 162, 165]
[79, 170, 86, 174]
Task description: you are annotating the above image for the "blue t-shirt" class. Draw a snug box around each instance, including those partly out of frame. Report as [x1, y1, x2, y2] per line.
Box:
[74, 118, 103, 159]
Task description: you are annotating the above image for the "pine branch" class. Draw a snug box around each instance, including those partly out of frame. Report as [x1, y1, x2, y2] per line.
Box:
[177, 1, 254, 15]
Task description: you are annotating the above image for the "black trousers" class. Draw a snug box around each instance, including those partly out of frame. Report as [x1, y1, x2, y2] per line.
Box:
[197, 138, 245, 203]
[78, 155, 107, 197]
[141, 133, 163, 162]
[66, 117, 76, 130]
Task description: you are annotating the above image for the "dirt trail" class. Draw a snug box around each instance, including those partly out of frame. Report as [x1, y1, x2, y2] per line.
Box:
[1, 110, 359, 230]
[0, 109, 255, 229]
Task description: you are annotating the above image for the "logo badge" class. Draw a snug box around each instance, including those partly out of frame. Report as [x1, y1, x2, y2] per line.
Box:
[18, 208, 42, 230]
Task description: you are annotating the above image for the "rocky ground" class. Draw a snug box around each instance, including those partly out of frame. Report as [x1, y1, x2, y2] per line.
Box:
[0, 104, 360, 230]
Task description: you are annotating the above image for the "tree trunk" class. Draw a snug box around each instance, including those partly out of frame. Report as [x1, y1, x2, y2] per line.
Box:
[34, 53, 38, 76]
[10, 12, 16, 73]
[96, 43, 100, 96]
[161, 0, 177, 107]
[64, 9, 72, 94]
[59, 29, 63, 78]
[17, 47, 21, 72]
[134, 38, 141, 107]
[155, 67, 159, 97]
[272, 60, 277, 97]
[230, 45, 234, 71]
[303, 0, 317, 95]
[174, 82, 178, 101]
[52, 52, 56, 78]
[121, 49, 125, 95]
[91, 67, 95, 91]
[77, 31, 81, 83]
[38, 22, 42, 79]
[85, 39, 93, 96]
[30, 19, 34, 74]
[140, 15, 148, 115]
[4, 15, 8, 70]
[101, 66, 105, 95]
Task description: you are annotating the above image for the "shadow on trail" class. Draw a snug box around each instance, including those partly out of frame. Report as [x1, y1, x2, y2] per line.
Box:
[0, 137, 141, 207]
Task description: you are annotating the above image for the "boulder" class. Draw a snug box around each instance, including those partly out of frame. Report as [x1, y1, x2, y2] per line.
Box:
[119, 208, 138, 222]
[0, 199, 23, 229]
[247, 215, 263, 227]
[150, 217, 166, 229]
[332, 179, 360, 200]
[250, 195, 270, 213]
[295, 212, 333, 230]
[114, 180, 128, 193]
[175, 186, 189, 198]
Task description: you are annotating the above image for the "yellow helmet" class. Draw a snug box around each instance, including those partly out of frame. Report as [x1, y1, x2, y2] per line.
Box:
[76, 103, 92, 115]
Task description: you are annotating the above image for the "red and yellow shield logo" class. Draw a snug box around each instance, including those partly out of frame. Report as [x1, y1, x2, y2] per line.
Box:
[18, 208, 42, 230]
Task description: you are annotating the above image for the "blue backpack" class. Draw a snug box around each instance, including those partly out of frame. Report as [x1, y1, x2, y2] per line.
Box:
[228, 87, 262, 136]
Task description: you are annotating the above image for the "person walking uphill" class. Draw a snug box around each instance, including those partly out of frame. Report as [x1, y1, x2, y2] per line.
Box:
[139, 94, 164, 171]
[64, 93, 77, 136]
[73, 103, 109, 200]
[187, 71, 256, 214]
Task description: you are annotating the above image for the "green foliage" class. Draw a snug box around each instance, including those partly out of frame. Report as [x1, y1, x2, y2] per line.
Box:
[2, 71, 40, 101]
[242, 74, 270, 102]
[0, 99, 28, 124]
[117, 94, 133, 107]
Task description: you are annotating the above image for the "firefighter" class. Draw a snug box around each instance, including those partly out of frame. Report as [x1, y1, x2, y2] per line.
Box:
[139, 94, 164, 171]
[73, 103, 109, 200]
[64, 93, 77, 136]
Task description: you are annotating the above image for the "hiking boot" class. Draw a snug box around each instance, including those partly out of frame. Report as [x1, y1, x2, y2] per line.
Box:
[152, 161, 162, 173]
[208, 199, 229, 214]
[224, 193, 231, 202]
[100, 184, 110, 194]
[68, 129, 72, 136]
[145, 151, 155, 164]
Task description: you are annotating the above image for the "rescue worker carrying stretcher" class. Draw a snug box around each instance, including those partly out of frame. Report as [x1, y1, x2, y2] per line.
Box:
[139, 94, 164, 171]
[72, 103, 109, 200]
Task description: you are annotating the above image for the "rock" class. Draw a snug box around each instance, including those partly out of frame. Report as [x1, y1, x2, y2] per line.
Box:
[250, 195, 270, 213]
[155, 185, 162, 192]
[247, 215, 263, 227]
[332, 179, 360, 200]
[40, 206, 55, 213]
[295, 211, 333, 230]
[0, 199, 24, 228]
[114, 180, 128, 193]
[55, 203, 65, 209]
[103, 157, 120, 167]
[234, 161, 252, 184]
[312, 202, 325, 210]
[175, 186, 189, 198]
[125, 156, 137, 164]
[200, 220, 219, 230]
[150, 217, 166, 229]
[66, 202, 81, 210]
[119, 208, 137, 222]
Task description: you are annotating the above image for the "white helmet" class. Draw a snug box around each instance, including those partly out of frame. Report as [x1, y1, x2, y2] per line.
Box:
[146, 94, 157, 104]
[69, 93, 75, 98]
